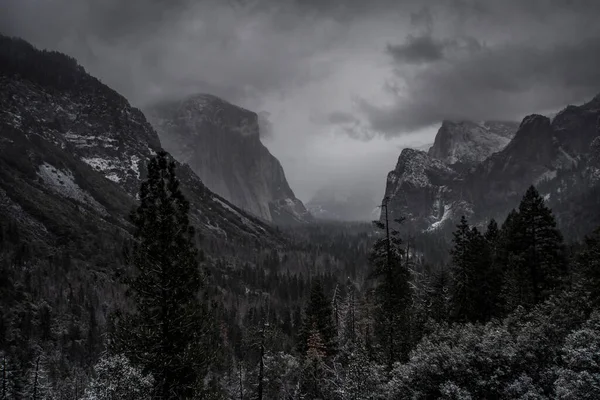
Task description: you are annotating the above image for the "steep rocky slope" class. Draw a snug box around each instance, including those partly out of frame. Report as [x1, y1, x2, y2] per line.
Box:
[382, 149, 464, 232]
[0, 35, 285, 251]
[145, 95, 312, 225]
[428, 120, 518, 167]
[382, 97, 600, 236]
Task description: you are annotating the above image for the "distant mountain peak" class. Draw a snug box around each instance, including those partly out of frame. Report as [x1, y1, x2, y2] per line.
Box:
[428, 119, 519, 165]
[154, 93, 261, 140]
[146, 94, 312, 225]
[519, 114, 550, 129]
[379, 93, 600, 236]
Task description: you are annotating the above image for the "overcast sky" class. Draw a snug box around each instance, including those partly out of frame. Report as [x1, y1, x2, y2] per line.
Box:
[2, 0, 600, 204]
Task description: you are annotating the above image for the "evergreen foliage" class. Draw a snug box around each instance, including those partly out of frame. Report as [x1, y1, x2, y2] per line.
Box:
[297, 280, 337, 358]
[82, 354, 154, 400]
[369, 214, 412, 369]
[501, 186, 568, 309]
[449, 217, 495, 322]
[114, 151, 217, 399]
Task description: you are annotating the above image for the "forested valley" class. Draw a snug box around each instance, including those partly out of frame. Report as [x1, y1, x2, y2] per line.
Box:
[2, 150, 599, 399]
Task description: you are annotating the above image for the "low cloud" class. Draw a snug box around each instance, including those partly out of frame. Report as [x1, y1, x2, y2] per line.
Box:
[386, 35, 447, 64]
[257, 111, 275, 140]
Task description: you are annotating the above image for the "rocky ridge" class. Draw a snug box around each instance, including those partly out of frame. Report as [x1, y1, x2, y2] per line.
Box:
[428, 120, 518, 167]
[382, 100, 600, 237]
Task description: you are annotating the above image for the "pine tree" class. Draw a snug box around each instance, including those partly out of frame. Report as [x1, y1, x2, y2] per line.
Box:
[448, 217, 495, 322]
[429, 264, 451, 323]
[468, 226, 493, 321]
[449, 216, 475, 322]
[299, 324, 328, 399]
[25, 355, 52, 400]
[339, 280, 358, 346]
[369, 203, 411, 369]
[297, 279, 337, 358]
[115, 151, 215, 399]
[501, 186, 568, 309]
[576, 227, 600, 302]
[483, 219, 503, 319]
[519, 186, 568, 300]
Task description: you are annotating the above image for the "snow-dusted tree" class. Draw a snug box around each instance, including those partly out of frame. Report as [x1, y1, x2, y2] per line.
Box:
[554, 311, 600, 399]
[1, 352, 9, 400]
[503, 374, 545, 399]
[326, 340, 384, 400]
[242, 319, 279, 400]
[1, 352, 25, 400]
[439, 381, 473, 400]
[336, 280, 358, 346]
[24, 355, 53, 400]
[299, 325, 328, 399]
[82, 353, 153, 400]
[262, 352, 301, 400]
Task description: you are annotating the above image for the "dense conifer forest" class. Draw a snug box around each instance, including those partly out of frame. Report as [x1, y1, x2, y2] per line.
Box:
[2, 150, 599, 399]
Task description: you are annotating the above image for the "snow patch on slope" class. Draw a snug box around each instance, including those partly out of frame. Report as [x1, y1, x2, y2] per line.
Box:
[535, 170, 558, 184]
[130, 155, 141, 178]
[427, 204, 452, 231]
[64, 133, 118, 149]
[82, 157, 113, 171]
[37, 162, 107, 214]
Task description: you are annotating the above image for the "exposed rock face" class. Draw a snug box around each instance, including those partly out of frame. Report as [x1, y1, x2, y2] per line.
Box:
[428, 120, 518, 166]
[463, 114, 578, 216]
[146, 95, 312, 225]
[0, 35, 284, 249]
[381, 97, 600, 237]
[382, 149, 463, 232]
[552, 94, 600, 154]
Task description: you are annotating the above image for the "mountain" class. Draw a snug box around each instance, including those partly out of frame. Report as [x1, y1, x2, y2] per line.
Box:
[463, 114, 578, 217]
[306, 182, 380, 222]
[382, 99, 600, 236]
[381, 148, 463, 233]
[145, 95, 312, 225]
[0, 35, 285, 253]
[427, 120, 518, 167]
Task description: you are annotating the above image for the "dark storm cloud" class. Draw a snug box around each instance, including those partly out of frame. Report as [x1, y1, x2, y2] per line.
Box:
[357, 0, 600, 136]
[0, 0, 355, 107]
[362, 37, 600, 135]
[383, 38, 600, 134]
